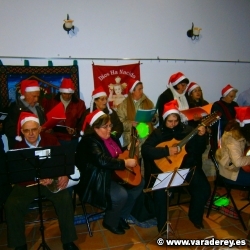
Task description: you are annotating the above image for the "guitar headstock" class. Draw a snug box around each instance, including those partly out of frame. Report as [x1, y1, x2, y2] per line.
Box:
[200, 111, 221, 127]
[131, 126, 138, 138]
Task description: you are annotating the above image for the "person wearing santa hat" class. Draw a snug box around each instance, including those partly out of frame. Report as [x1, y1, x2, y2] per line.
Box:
[157, 72, 190, 125]
[210, 84, 238, 151]
[142, 100, 210, 232]
[5, 79, 46, 150]
[185, 82, 209, 128]
[116, 78, 157, 155]
[4, 112, 79, 250]
[43, 78, 86, 152]
[216, 106, 250, 186]
[75, 110, 144, 235]
[81, 86, 123, 138]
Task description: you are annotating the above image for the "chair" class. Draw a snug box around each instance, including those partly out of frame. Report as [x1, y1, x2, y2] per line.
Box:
[206, 150, 250, 231]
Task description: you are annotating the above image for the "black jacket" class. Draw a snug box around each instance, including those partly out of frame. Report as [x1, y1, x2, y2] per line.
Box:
[75, 133, 125, 209]
[141, 122, 207, 185]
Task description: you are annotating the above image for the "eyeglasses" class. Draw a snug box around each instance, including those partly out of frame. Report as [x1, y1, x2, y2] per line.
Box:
[22, 128, 39, 134]
[100, 124, 113, 129]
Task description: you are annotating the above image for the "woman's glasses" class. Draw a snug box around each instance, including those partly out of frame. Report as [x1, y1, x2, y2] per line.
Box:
[100, 124, 113, 129]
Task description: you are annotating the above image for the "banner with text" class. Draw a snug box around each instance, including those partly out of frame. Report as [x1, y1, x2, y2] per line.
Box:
[92, 63, 140, 110]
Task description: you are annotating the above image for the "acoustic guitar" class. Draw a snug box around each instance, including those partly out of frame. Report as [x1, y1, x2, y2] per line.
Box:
[154, 112, 221, 173]
[242, 146, 250, 172]
[114, 127, 141, 186]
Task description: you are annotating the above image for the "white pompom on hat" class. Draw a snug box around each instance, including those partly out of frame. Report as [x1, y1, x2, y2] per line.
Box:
[59, 78, 75, 93]
[80, 109, 105, 135]
[127, 78, 141, 93]
[90, 86, 112, 114]
[235, 106, 250, 127]
[162, 100, 180, 121]
[221, 84, 236, 97]
[15, 112, 40, 141]
[168, 72, 189, 87]
[20, 80, 40, 99]
[186, 82, 200, 95]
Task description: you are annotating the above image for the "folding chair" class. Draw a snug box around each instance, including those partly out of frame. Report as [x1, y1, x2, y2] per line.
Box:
[206, 150, 250, 231]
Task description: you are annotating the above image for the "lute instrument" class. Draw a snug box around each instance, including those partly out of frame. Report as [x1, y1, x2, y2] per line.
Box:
[114, 127, 141, 186]
[154, 112, 221, 172]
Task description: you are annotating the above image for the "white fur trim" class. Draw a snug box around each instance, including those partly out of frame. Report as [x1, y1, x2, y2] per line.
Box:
[15, 135, 22, 141]
[90, 111, 105, 126]
[20, 117, 39, 126]
[188, 84, 199, 95]
[59, 88, 74, 93]
[92, 91, 107, 99]
[20, 95, 25, 99]
[162, 109, 179, 121]
[170, 76, 186, 86]
[25, 86, 40, 92]
[222, 88, 234, 97]
[129, 80, 140, 93]
[80, 131, 84, 135]
[236, 118, 250, 127]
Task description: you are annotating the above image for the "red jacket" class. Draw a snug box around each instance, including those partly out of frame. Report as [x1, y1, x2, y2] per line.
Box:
[43, 94, 86, 141]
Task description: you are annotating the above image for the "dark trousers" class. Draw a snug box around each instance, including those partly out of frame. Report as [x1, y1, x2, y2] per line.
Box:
[5, 185, 77, 248]
[153, 168, 211, 232]
[224, 168, 250, 186]
[104, 179, 145, 227]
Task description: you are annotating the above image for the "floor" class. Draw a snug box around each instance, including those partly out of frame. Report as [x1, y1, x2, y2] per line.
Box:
[1, 181, 250, 250]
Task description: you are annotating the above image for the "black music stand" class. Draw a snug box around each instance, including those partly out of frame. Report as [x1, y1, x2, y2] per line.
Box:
[144, 167, 195, 241]
[5, 145, 74, 250]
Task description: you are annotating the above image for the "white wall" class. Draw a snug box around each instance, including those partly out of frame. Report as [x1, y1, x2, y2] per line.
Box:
[1, 0, 250, 107]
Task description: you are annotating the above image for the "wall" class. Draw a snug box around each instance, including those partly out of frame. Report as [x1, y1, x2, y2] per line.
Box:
[1, 0, 250, 106]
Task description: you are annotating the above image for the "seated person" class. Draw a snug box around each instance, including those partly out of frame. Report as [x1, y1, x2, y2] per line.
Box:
[81, 86, 123, 139]
[75, 110, 144, 235]
[43, 78, 86, 153]
[4, 112, 79, 250]
[216, 106, 250, 186]
[142, 100, 210, 232]
[4, 80, 46, 149]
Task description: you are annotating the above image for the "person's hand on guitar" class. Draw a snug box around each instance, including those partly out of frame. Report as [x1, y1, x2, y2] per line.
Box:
[197, 125, 206, 136]
[40, 178, 53, 186]
[169, 146, 179, 156]
[131, 121, 138, 127]
[125, 158, 137, 168]
[57, 176, 69, 190]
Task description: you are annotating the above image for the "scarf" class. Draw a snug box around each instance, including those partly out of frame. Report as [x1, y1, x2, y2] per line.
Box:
[169, 85, 189, 111]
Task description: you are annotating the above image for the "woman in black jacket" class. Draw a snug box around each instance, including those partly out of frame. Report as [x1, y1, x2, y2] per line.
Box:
[142, 100, 210, 232]
[75, 110, 144, 235]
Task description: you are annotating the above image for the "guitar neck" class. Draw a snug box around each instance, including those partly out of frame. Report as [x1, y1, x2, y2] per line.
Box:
[177, 127, 199, 149]
[129, 127, 137, 158]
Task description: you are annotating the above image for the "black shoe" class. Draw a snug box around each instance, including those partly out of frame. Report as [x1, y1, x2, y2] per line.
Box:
[15, 245, 27, 250]
[193, 222, 204, 229]
[119, 218, 130, 230]
[63, 242, 79, 250]
[102, 221, 125, 234]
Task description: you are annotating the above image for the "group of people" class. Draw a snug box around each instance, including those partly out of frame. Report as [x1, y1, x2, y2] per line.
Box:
[0, 71, 250, 249]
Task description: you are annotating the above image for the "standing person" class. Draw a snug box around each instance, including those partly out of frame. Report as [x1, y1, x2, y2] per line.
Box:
[4, 112, 79, 250]
[142, 100, 210, 232]
[4, 79, 46, 149]
[81, 86, 123, 139]
[185, 82, 209, 128]
[43, 78, 86, 153]
[75, 110, 144, 235]
[236, 87, 250, 107]
[116, 79, 157, 152]
[210, 84, 238, 151]
[157, 72, 189, 126]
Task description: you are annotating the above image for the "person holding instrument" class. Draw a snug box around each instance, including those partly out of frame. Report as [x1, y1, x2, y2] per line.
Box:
[75, 110, 144, 235]
[4, 112, 79, 250]
[142, 100, 210, 232]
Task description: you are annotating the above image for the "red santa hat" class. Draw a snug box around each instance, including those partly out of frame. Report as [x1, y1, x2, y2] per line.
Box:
[186, 82, 200, 95]
[20, 80, 40, 99]
[59, 78, 75, 93]
[221, 84, 235, 97]
[162, 100, 180, 121]
[235, 107, 250, 127]
[127, 79, 141, 93]
[80, 109, 105, 135]
[168, 72, 189, 87]
[90, 86, 112, 114]
[16, 112, 40, 141]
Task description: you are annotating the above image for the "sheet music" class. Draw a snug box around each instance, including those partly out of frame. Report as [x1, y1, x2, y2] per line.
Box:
[152, 169, 189, 190]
